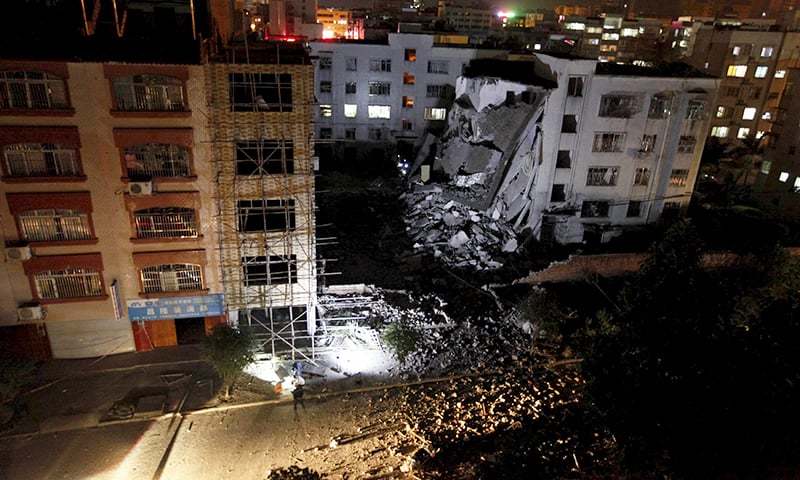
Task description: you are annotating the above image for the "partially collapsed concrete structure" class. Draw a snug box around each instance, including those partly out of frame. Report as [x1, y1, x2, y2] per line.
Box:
[416, 55, 719, 245]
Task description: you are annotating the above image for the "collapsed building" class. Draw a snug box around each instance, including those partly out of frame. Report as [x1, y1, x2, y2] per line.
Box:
[413, 55, 719, 245]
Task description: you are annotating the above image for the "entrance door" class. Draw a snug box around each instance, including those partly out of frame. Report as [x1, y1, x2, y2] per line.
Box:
[174, 317, 206, 345]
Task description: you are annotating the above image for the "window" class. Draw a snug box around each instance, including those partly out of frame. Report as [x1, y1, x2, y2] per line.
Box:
[633, 167, 650, 186]
[235, 140, 294, 175]
[762, 111, 772, 120]
[551, 184, 566, 202]
[368, 81, 391, 96]
[669, 169, 690, 187]
[711, 126, 729, 138]
[567, 76, 583, 97]
[342, 128, 355, 140]
[760, 46, 774, 58]
[586, 167, 619, 186]
[716, 106, 728, 118]
[663, 201, 681, 214]
[319, 128, 332, 139]
[3, 143, 81, 178]
[405, 49, 417, 62]
[601, 32, 619, 41]
[640, 134, 657, 153]
[404, 73, 416, 85]
[320, 104, 332, 117]
[344, 104, 357, 118]
[686, 100, 705, 120]
[141, 264, 202, 293]
[18, 209, 92, 242]
[724, 86, 741, 97]
[581, 201, 610, 218]
[621, 28, 639, 37]
[402, 96, 414, 109]
[742, 107, 757, 120]
[588, 38, 600, 45]
[746, 86, 762, 99]
[731, 45, 742, 56]
[229, 73, 292, 112]
[561, 114, 578, 133]
[0, 71, 68, 110]
[124, 144, 190, 179]
[113, 75, 185, 112]
[648, 94, 671, 119]
[237, 199, 296, 232]
[368, 128, 383, 141]
[34, 268, 103, 299]
[369, 58, 392, 72]
[426, 84, 448, 98]
[592, 132, 625, 152]
[368, 105, 391, 119]
[133, 207, 197, 239]
[346, 57, 357, 71]
[402, 119, 413, 131]
[757, 130, 766, 139]
[320, 81, 332, 93]
[345, 82, 356, 94]
[775, 69, 787, 78]
[587, 26, 602, 34]
[678, 136, 696, 153]
[427, 60, 449, 74]
[242, 255, 297, 286]
[424, 107, 447, 121]
[779, 171, 790, 182]
[319, 57, 332, 70]
[737, 127, 750, 139]
[754, 66, 769, 79]
[599, 94, 639, 118]
[556, 150, 571, 168]
[760, 160, 772, 175]
[726, 65, 747, 78]
[626, 201, 642, 217]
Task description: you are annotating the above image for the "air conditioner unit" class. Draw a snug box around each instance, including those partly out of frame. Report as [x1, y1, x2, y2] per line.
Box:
[128, 181, 153, 196]
[17, 304, 43, 322]
[6, 244, 31, 261]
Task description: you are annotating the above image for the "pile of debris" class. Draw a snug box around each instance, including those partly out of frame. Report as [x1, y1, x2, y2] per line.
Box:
[404, 186, 519, 270]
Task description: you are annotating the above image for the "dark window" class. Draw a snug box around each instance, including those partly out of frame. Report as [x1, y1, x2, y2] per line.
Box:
[506, 91, 516, 105]
[319, 128, 332, 139]
[242, 255, 297, 286]
[567, 76, 583, 96]
[561, 114, 577, 133]
[319, 57, 332, 70]
[237, 199, 296, 232]
[320, 81, 332, 93]
[789, 146, 796, 155]
[229, 73, 292, 112]
[345, 128, 356, 140]
[581, 201, 610, 218]
[551, 184, 566, 202]
[556, 150, 571, 168]
[345, 82, 356, 94]
[235, 140, 294, 175]
[626, 201, 642, 217]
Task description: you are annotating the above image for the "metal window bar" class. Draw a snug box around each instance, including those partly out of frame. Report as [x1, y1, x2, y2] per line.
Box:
[586, 167, 619, 186]
[3, 143, 80, 177]
[140, 264, 203, 293]
[678, 136, 697, 153]
[633, 167, 650, 186]
[670, 169, 690, 187]
[18, 209, 92, 241]
[124, 144, 190, 178]
[235, 140, 294, 176]
[0, 71, 68, 109]
[34, 268, 102, 299]
[113, 75, 185, 111]
[134, 208, 198, 239]
[229, 73, 293, 112]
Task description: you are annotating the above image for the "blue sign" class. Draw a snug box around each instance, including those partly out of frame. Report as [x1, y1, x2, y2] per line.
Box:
[127, 294, 225, 321]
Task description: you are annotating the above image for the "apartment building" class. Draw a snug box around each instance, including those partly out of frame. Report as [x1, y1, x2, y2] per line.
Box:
[309, 33, 505, 162]
[686, 25, 800, 144]
[437, 0, 497, 31]
[425, 55, 718, 244]
[563, 15, 666, 65]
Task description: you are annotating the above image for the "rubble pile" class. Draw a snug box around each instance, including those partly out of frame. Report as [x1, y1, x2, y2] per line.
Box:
[265, 466, 323, 480]
[404, 187, 520, 270]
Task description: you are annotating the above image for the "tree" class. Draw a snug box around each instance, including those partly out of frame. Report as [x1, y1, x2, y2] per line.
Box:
[382, 322, 420, 364]
[0, 355, 37, 425]
[203, 325, 255, 400]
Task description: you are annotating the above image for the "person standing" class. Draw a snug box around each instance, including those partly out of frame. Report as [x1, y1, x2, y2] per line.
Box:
[292, 375, 306, 413]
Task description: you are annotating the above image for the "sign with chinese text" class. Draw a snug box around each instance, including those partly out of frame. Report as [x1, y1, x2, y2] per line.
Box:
[126, 294, 225, 321]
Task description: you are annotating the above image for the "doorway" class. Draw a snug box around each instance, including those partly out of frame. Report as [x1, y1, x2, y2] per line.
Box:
[175, 317, 206, 345]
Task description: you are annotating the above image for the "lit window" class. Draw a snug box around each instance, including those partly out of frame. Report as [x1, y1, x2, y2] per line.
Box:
[621, 28, 639, 37]
[726, 65, 747, 78]
[0, 71, 69, 110]
[732, 45, 741, 56]
[565, 22, 585, 30]
[760, 46, 774, 58]
[742, 107, 757, 120]
[779, 171, 790, 182]
[34, 268, 103, 299]
[794, 177, 800, 190]
[737, 127, 750, 139]
[534, 43, 542, 50]
[761, 111, 771, 120]
[756, 130, 765, 139]
[344, 104, 357, 118]
[754, 66, 769, 78]
[775, 69, 787, 78]
[669, 169, 690, 187]
[141, 264, 203, 293]
[403, 72, 416, 85]
[367, 105, 391, 119]
[601, 32, 619, 41]
[761, 160, 771, 174]
[424, 107, 447, 120]
[18, 209, 92, 242]
[114, 75, 185, 112]
[402, 96, 414, 108]
[711, 126, 729, 138]
[404, 49, 417, 62]
[3, 143, 81, 178]
[586, 27, 602, 34]
[589, 38, 600, 45]
[715, 106, 727, 118]
[320, 104, 332, 117]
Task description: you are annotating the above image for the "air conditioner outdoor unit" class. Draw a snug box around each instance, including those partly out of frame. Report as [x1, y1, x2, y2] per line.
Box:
[17, 304, 43, 322]
[6, 244, 31, 261]
[128, 181, 153, 196]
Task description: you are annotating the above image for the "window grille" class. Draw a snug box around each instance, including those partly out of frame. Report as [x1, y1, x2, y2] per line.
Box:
[426, 85, 448, 98]
[133, 208, 197, 239]
[3, 143, 80, 177]
[586, 167, 620, 186]
[140, 263, 202, 293]
[0, 71, 68, 109]
[599, 94, 640, 118]
[686, 100, 706, 120]
[124, 144, 190, 179]
[242, 255, 297, 286]
[633, 167, 650, 186]
[648, 94, 671, 119]
[427, 60, 449, 74]
[235, 140, 294, 176]
[34, 268, 102, 299]
[670, 169, 690, 187]
[581, 201, 610, 218]
[112, 75, 185, 111]
[678, 136, 696, 153]
[369, 59, 392, 72]
[18, 209, 92, 241]
[368, 81, 391, 96]
[592, 133, 625, 152]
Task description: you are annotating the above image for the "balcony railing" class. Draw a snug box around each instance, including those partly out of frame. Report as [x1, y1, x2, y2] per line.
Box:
[141, 264, 203, 293]
[134, 208, 198, 239]
[3, 144, 81, 177]
[18, 210, 92, 241]
[34, 269, 103, 299]
[124, 144, 190, 179]
[113, 75, 186, 112]
[0, 71, 69, 110]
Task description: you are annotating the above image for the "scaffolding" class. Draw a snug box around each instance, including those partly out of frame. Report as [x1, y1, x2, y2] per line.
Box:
[206, 42, 319, 363]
